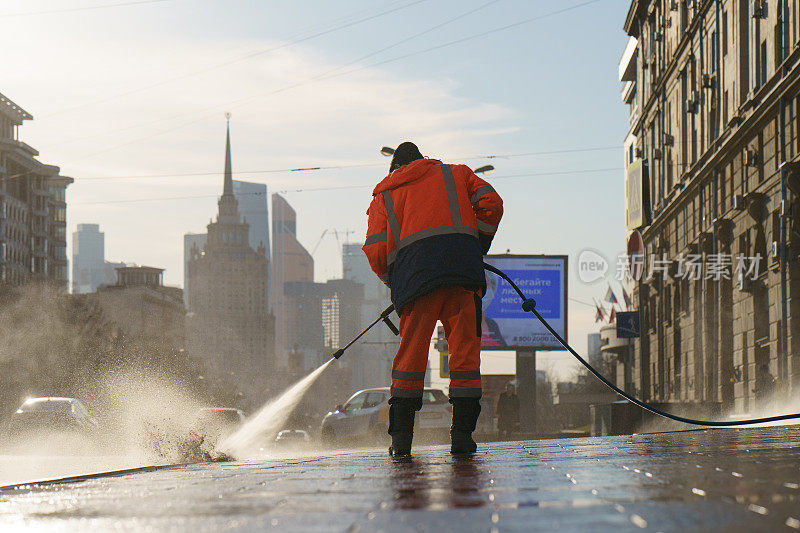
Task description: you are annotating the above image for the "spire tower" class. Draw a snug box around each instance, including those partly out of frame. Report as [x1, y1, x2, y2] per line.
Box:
[218, 112, 239, 223]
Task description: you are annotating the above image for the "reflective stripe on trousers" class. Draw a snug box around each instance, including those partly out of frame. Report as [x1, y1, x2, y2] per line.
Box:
[390, 285, 482, 400]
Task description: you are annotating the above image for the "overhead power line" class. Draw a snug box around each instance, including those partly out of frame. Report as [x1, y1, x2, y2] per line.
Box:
[72, 166, 621, 205]
[309, 0, 605, 86]
[40, 0, 429, 118]
[0, 0, 173, 18]
[270, 167, 621, 194]
[45, 0, 493, 153]
[73, 146, 619, 181]
[54, 0, 607, 161]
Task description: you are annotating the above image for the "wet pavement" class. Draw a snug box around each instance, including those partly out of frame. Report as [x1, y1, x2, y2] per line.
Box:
[1, 426, 800, 532]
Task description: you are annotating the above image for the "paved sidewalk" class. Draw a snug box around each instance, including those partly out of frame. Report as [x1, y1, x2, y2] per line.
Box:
[1, 426, 799, 531]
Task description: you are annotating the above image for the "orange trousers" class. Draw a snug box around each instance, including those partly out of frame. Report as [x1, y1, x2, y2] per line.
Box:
[390, 286, 482, 399]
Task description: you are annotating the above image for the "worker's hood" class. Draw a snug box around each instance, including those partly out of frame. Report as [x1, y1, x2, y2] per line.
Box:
[372, 158, 442, 195]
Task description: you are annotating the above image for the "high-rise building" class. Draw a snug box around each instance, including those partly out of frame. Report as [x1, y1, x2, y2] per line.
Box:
[72, 224, 105, 294]
[232, 181, 270, 258]
[271, 194, 314, 366]
[183, 232, 206, 307]
[342, 242, 397, 391]
[72, 224, 128, 294]
[620, 1, 800, 416]
[186, 121, 275, 404]
[587, 333, 602, 369]
[0, 91, 72, 289]
[183, 181, 269, 307]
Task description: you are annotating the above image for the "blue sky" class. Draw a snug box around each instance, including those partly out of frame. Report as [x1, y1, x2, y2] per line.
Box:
[1, 0, 632, 379]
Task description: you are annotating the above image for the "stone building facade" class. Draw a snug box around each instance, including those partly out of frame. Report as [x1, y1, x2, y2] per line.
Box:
[621, 0, 800, 415]
[95, 266, 185, 348]
[186, 122, 275, 404]
[0, 91, 72, 290]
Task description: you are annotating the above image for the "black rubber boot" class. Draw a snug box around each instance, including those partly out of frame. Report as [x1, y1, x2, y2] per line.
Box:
[388, 398, 420, 457]
[450, 398, 481, 455]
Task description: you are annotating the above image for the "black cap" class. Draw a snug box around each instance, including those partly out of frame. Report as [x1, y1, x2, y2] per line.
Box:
[389, 142, 423, 172]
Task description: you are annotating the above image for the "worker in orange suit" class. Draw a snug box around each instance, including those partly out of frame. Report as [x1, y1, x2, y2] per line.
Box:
[362, 141, 503, 456]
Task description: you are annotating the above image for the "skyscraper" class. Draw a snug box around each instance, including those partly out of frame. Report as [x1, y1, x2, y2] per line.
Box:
[232, 181, 270, 259]
[186, 120, 275, 404]
[271, 194, 314, 367]
[72, 223, 105, 294]
[182, 232, 206, 307]
[342, 243, 397, 391]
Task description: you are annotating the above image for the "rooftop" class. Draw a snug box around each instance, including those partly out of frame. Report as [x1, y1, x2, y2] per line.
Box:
[0, 91, 33, 124]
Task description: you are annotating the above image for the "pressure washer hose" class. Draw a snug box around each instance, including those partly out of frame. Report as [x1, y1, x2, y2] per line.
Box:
[482, 262, 800, 427]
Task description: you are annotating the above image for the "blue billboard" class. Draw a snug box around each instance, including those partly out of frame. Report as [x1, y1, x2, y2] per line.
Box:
[481, 255, 568, 350]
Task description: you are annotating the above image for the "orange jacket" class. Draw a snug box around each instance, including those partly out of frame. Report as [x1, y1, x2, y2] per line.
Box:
[362, 158, 503, 312]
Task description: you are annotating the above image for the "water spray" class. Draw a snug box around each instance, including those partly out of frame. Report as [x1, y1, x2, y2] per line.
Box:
[217, 306, 398, 458]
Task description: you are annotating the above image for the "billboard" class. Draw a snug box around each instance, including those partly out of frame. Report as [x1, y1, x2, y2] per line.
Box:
[481, 255, 568, 351]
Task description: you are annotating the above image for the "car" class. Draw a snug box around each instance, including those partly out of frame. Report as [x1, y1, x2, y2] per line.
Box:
[320, 387, 451, 446]
[274, 429, 311, 449]
[192, 407, 245, 445]
[6, 397, 98, 437]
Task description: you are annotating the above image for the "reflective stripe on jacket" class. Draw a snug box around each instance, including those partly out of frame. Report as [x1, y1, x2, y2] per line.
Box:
[362, 158, 503, 313]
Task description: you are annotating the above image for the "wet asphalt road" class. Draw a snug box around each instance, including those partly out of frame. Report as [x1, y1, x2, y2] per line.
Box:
[1, 426, 800, 532]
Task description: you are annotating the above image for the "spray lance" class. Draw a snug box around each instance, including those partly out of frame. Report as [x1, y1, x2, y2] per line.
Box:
[332, 304, 398, 359]
[334, 263, 800, 427]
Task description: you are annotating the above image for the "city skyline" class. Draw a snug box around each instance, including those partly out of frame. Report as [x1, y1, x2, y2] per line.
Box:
[2, 0, 632, 380]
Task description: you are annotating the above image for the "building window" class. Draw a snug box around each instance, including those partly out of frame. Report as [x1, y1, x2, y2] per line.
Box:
[722, 10, 728, 56]
[680, 279, 690, 314]
[681, 0, 689, 32]
[723, 90, 729, 126]
[711, 30, 717, 68]
[667, 152, 674, 191]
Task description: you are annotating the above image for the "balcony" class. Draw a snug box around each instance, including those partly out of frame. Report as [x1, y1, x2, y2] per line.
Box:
[0, 138, 38, 157]
[618, 36, 638, 84]
[600, 323, 631, 353]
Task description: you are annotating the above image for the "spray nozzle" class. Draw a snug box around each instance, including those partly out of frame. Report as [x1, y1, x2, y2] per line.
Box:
[332, 348, 345, 359]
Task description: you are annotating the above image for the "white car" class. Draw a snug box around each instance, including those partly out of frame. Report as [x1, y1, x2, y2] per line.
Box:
[320, 387, 451, 445]
[274, 429, 311, 449]
[7, 397, 98, 436]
